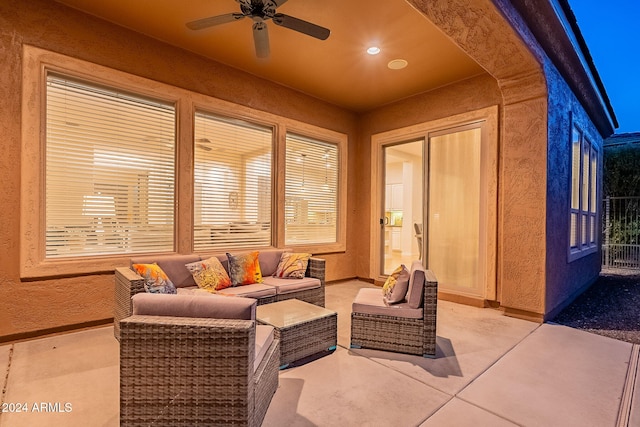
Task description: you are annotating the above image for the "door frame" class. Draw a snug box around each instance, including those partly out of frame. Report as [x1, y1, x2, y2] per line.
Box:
[370, 105, 499, 301]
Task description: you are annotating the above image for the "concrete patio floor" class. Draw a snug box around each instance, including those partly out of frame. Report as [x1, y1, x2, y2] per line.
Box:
[1, 280, 638, 426]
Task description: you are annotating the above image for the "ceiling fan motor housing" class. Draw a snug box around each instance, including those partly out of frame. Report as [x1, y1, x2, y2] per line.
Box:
[240, 0, 277, 20]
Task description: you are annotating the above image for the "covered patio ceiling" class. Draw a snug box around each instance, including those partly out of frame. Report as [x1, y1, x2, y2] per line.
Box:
[55, 0, 487, 112]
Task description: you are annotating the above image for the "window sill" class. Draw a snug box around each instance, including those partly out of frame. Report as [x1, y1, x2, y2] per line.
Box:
[568, 245, 598, 263]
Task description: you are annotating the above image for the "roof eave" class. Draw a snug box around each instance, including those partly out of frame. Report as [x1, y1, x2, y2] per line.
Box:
[508, 0, 618, 137]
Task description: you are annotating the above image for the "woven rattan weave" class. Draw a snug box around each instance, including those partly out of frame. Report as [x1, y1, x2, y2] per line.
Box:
[119, 315, 279, 427]
[350, 270, 438, 357]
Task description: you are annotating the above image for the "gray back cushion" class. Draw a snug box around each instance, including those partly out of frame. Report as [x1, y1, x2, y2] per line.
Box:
[258, 249, 285, 277]
[132, 293, 256, 320]
[130, 249, 286, 288]
[406, 260, 426, 309]
[210, 249, 284, 277]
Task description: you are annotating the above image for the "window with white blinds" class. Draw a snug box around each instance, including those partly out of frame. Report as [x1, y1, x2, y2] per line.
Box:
[285, 133, 339, 245]
[569, 124, 598, 260]
[570, 128, 581, 249]
[193, 111, 273, 251]
[45, 73, 176, 258]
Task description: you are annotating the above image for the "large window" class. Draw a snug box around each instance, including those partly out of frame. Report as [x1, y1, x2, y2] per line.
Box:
[284, 134, 339, 245]
[193, 112, 273, 251]
[569, 125, 598, 259]
[21, 47, 346, 278]
[45, 74, 176, 258]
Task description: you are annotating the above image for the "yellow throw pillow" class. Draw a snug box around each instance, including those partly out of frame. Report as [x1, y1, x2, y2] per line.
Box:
[382, 264, 410, 304]
[274, 252, 311, 279]
[185, 257, 232, 292]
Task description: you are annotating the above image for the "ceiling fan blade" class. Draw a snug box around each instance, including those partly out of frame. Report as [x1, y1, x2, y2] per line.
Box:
[253, 22, 270, 58]
[272, 13, 330, 40]
[186, 13, 244, 30]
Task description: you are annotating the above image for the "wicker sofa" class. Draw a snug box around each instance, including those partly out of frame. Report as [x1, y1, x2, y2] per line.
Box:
[120, 293, 279, 427]
[350, 261, 438, 357]
[114, 249, 325, 340]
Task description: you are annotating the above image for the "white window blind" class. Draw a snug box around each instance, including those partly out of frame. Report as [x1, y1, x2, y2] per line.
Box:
[193, 111, 273, 251]
[285, 133, 339, 245]
[45, 73, 176, 258]
[570, 128, 581, 249]
[590, 146, 598, 244]
[569, 124, 598, 259]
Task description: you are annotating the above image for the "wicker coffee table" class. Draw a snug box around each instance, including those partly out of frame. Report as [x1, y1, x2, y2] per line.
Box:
[256, 299, 337, 368]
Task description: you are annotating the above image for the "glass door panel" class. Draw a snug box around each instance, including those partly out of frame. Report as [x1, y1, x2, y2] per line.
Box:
[381, 140, 424, 275]
[428, 127, 482, 296]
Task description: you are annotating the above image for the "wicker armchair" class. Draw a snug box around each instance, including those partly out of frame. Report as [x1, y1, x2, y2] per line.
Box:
[119, 295, 280, 427]
[350, 264, 438, 357]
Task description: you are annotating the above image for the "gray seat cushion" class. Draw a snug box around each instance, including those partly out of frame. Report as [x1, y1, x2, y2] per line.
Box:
[262, 276, 321, 295]
[217, 283, 277, 299]
[352, 288, 423, 319]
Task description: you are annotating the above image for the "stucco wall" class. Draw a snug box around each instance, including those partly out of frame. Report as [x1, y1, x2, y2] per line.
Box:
[545, 61, 602, 318]
[0, 0, 358, 340]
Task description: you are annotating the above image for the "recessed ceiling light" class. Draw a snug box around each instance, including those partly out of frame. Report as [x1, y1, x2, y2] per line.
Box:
[388, 59, 408, 70]
[367, 46, 381, 55]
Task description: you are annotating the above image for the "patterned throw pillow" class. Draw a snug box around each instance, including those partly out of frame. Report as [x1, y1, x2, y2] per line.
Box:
[132, 263, 177, 294]
[274, 252, 311, 279]
[382, 264, 410, 305]
[226, 251, 263, 286]
[185, 257, 232, 292]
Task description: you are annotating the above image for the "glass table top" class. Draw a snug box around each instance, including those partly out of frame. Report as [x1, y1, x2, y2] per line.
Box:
[256, 299, 336, 329]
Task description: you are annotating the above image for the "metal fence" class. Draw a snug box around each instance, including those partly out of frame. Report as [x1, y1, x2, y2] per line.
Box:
[602, 196, 640, 269]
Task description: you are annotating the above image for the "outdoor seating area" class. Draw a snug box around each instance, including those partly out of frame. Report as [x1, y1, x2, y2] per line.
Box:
[113, 250, 438, 424]
[89, 257, 634, 425]
[2, 280, 638, 426]
[2, 0, 636, 425]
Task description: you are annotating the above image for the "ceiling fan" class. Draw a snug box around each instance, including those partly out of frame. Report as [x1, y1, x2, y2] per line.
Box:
[186, 0, 331, 58]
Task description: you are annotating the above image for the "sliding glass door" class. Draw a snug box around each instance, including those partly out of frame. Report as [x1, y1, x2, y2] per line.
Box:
[378, 124, 487, 297]
[428, 126, 484, 296]
[374, 107, 497, 300]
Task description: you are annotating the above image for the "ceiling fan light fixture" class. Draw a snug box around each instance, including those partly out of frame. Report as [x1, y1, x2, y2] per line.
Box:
[388, 59, 408, 70]
[366, 46, 381, 55]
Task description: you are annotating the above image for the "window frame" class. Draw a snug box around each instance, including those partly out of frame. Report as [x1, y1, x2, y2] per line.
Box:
[21, 46, 347, 279]
[192, 110, 275, 252]
[283, 132, 341, 247]
[568, 122, 599, 262]
[275, 124, 348, 254]
[44, 73, 178, 259]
